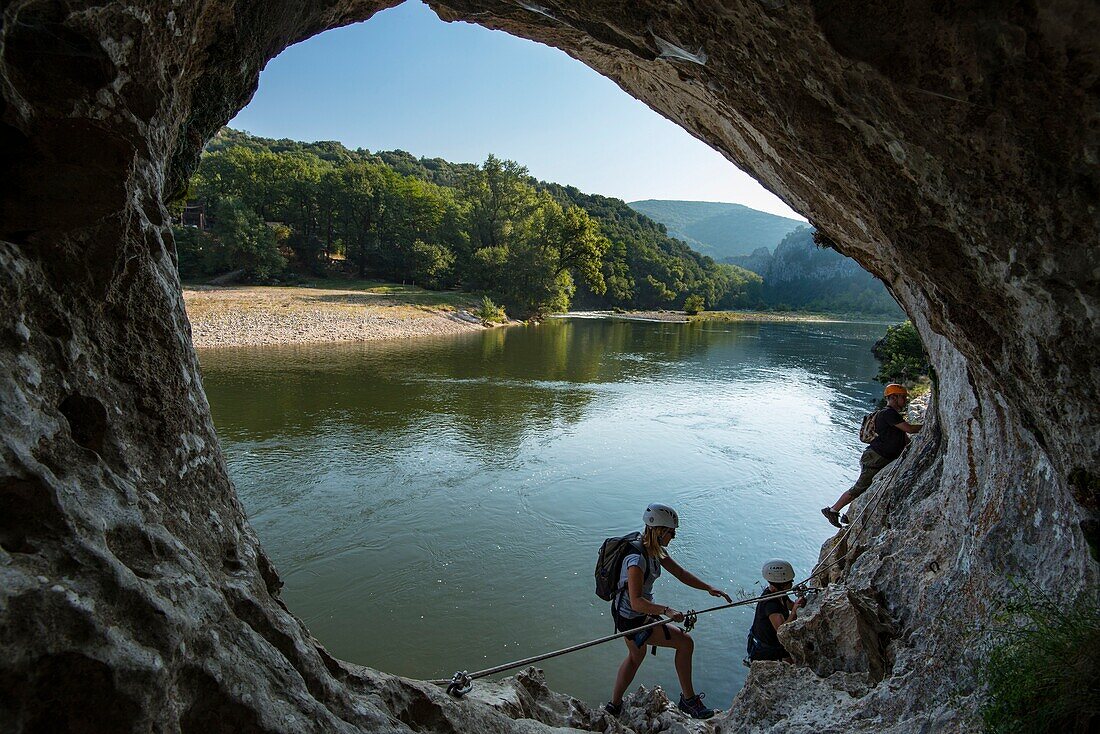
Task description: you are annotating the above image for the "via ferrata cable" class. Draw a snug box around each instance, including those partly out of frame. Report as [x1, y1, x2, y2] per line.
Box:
[438, 476, 895, 697]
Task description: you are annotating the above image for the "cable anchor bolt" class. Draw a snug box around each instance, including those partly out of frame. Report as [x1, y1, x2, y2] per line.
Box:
[446, 670, 473, 698]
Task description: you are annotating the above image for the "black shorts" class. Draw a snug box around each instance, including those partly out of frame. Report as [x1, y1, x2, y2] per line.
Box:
[614, 607, 673, 649]
[615, 611, 657, 648]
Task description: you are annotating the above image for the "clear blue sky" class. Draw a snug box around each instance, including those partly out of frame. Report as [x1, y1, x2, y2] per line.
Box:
[231, 1, 804, 220]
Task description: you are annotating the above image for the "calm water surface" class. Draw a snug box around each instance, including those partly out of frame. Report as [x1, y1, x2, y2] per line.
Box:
[199, 317, 886, 707]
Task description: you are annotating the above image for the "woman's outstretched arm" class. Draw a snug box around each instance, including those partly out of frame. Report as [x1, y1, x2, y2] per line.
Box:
[660, 556, 732, 603]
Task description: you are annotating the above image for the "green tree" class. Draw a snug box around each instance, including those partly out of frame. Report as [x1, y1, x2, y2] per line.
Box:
[381, 176, 452, 280]
[873, 321, 929, 383]
[475, 296, 507, 324]
[683, 294, 705, 315]
[277, 153, 328, 271]
[459, 161, 612, 315]
[336, 162, 394, 277]
[210, 199, 286, 280]
[172, 225, 212, 279]
[407, 240, 455, 289]
[461, 154, 539, 252]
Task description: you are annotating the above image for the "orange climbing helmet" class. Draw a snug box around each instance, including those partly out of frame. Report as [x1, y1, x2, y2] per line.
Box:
[884, 383, 909, 398]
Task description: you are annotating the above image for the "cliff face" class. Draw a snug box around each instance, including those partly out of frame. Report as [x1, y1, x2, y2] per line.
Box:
[726, 228, 904, 315]
[1, 1, 1097, 733]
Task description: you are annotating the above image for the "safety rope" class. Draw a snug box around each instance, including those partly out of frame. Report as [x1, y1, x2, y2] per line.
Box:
[433, 584, 816, 696]
[436, 466, 896, 697]
[808, 467, 894, 582]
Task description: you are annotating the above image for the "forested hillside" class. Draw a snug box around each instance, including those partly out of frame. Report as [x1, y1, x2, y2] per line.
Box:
[177, 129, 760, 316]
[728, 228, 904, 317]
[628, 199, 805, 259]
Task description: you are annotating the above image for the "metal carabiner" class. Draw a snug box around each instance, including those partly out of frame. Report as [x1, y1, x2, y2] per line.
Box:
[795, 584, 819, 603]
[445, 670, 473, 698]
[682, 610, 699, 632]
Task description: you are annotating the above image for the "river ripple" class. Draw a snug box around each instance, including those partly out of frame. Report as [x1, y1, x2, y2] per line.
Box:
[199, 317, 887, 706]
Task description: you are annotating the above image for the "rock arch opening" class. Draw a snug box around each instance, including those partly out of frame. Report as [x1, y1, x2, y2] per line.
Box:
[1, 1, 1096, 731]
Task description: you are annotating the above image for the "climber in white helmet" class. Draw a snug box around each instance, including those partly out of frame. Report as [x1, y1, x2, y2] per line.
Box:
[604, 503, 732, 721]
[745, 559, 803, 663]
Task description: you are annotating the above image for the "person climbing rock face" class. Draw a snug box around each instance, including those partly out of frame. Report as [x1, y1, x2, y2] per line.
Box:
[746, 560, 803, 662]
[821, 383, 922, 528]
[603, 503, 732, 721]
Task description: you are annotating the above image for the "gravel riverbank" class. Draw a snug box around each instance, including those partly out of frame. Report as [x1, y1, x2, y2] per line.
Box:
[183, 285, 486, 348]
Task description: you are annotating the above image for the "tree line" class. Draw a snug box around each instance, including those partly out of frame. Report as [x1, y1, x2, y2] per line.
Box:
[173, 129, 761, 317]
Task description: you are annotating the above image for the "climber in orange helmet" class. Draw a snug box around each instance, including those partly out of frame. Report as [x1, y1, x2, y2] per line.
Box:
[822, 383, 922, 527]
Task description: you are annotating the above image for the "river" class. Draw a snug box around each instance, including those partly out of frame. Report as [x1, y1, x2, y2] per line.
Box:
[198, 317, 887, 707]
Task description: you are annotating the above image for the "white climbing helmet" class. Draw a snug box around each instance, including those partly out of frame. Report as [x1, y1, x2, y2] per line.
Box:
[762, 559, 795, 584]
[642, 503, 679, 529]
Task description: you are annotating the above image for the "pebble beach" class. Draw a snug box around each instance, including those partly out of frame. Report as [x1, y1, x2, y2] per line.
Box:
[183, 285, 485, 348]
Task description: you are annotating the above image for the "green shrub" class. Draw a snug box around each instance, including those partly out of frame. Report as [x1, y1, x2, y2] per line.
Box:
[979, 585, 1099, 733]
[873, 320, 930, 384]
[683, 294, 705, 315]
[475, 296, 507, 324]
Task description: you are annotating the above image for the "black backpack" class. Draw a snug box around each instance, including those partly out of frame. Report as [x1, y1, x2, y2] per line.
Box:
[595, 531, 647, 601]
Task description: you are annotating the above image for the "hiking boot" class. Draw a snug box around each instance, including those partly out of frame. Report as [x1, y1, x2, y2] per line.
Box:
[603, 701, 623, 717]
[677, 692, 715, 720]
[821, 507, 842, 528]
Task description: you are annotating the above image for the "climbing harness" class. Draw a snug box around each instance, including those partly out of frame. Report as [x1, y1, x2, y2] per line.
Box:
[433, 584, 817, 697]
[434, 474, 891, 698]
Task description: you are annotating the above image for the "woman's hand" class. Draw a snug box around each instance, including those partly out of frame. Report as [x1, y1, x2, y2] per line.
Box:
[708, 586, 733, 604]
[661, 606, 686, 622]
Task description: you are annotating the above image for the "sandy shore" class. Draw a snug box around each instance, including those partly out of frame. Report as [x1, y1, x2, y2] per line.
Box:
[183, 285, 486, 348]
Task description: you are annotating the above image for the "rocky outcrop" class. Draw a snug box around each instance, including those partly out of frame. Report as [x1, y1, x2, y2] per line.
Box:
[1, 1, 1097, 733]
[779, 586, 897, 684]
[726, 228, 903, 315]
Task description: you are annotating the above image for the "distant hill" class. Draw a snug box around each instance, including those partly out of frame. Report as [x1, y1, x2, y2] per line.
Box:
[627, 199, 806, 259]
[727, 228, 904, 317]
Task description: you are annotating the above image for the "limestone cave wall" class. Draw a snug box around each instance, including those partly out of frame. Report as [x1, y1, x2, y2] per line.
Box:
[1, 1, 1097, 732]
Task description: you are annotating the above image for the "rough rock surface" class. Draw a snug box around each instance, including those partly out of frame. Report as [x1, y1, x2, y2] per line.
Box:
[1, 1, 1097, 732]
[779, 586, 896, 684]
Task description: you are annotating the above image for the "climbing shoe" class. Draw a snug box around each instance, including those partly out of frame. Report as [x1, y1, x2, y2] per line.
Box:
[677, 692, 715, 720]
[821, 507, 842, 528]
[840, 512, 851, 525]
[603, 701, 623, 717]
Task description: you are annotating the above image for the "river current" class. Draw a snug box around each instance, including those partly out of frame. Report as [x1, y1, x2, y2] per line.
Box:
[199, 317, 887, 706]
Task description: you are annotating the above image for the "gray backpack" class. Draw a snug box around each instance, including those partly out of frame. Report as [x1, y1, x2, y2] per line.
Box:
[594, 532, 647, 601]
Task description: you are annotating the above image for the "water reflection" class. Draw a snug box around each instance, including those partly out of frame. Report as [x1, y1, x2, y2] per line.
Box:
[199, 318, 887, 706]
